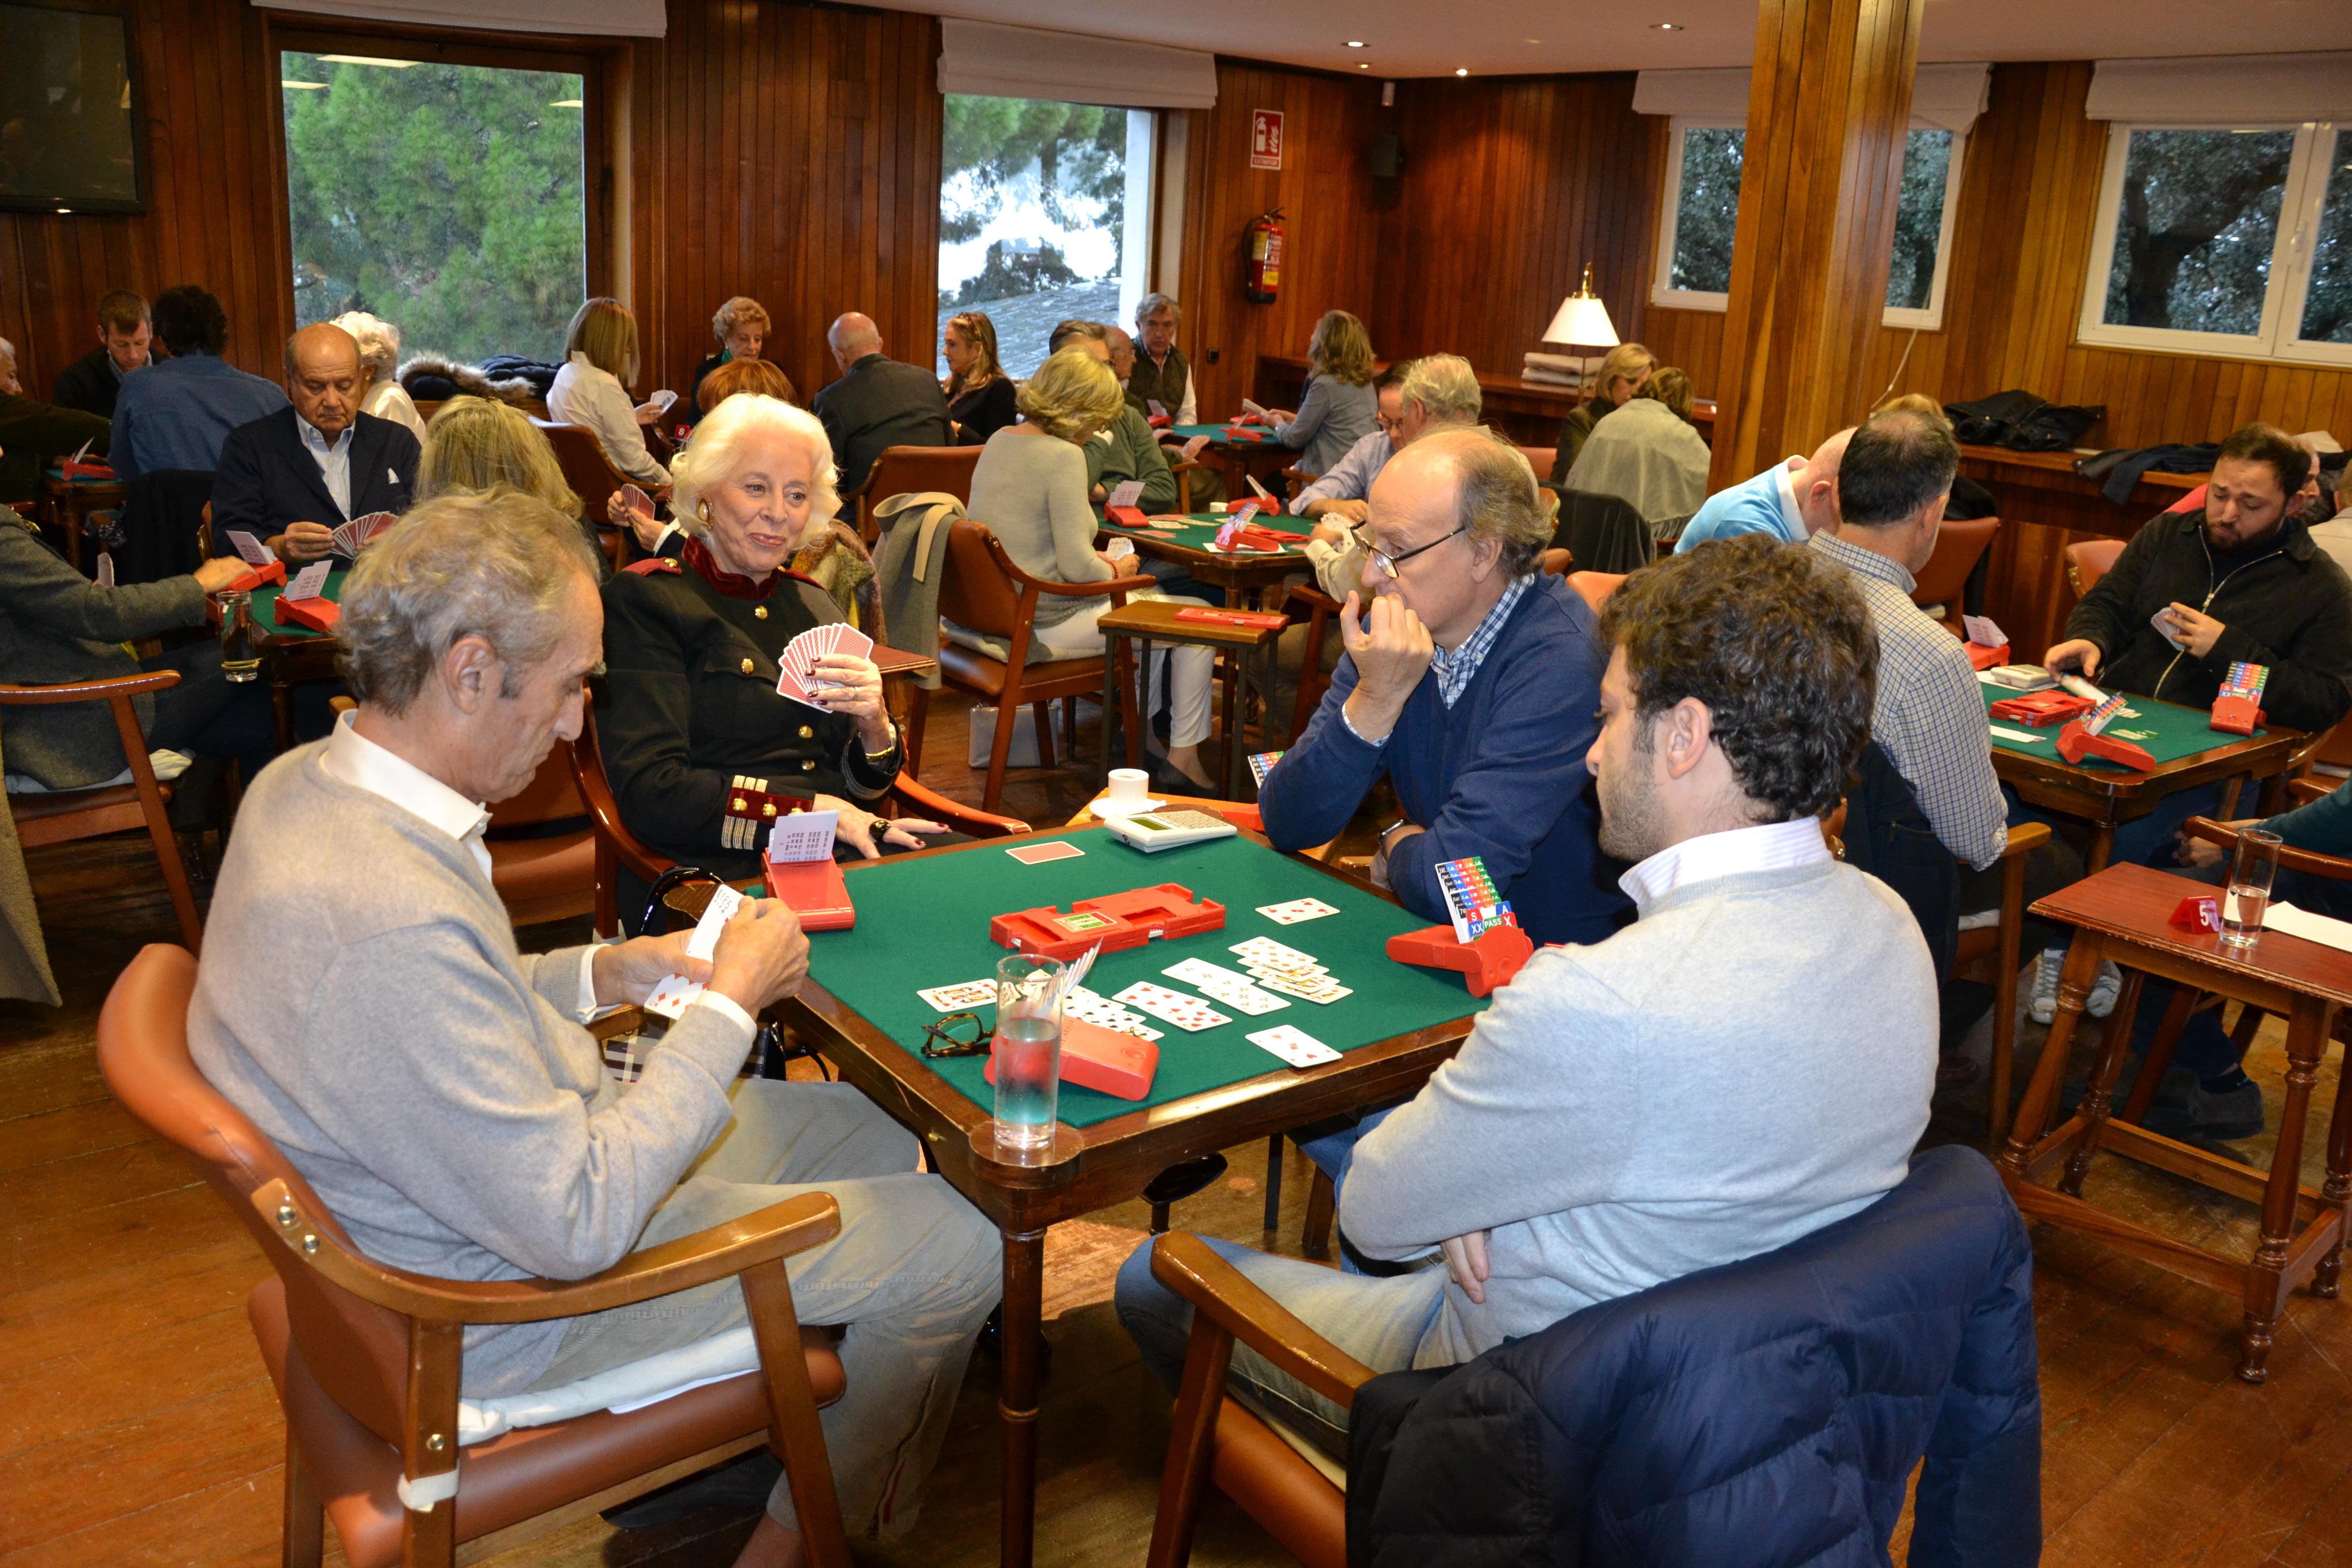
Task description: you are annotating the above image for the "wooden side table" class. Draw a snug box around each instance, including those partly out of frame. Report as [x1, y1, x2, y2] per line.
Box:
[1094, 600, 1283, 798]
[1997, 861, 2352, 1381]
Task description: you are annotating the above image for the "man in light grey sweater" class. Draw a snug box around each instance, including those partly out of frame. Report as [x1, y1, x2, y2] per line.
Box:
[190, 490, 998, 1567]
[1117, 533, 1937, 1454]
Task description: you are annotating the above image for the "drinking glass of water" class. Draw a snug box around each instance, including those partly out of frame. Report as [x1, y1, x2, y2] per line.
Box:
[2220, 827, 2283, 952]
[216, 590, 260, 684]
[992, 953, 1066, 1149]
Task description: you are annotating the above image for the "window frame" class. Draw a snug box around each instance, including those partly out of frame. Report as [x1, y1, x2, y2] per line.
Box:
[1882, 128, 1969, 331]
[2074, 119, 2352, 368]
[1650, 116, 1742, 312]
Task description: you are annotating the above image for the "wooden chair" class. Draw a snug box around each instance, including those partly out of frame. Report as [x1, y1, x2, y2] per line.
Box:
[532, 419, 633, 570]
[95, 944, 853, 1568]
[853, 445, 982, 544]
[568, 689, 1027, 937]
[1281, 582, 1343, 743]
[1912, 517, 1999, 635]
[1538, 547, 1572, 577]
[1170, 459, 1211, 512]
[1, 672, 202, 951]
[1518, 444, 1559, 482]
[936, 519, 1154, 813]
[2064, 538, 2126, 601]
[1143, 1232, 1361, 1568]
[1953, 822, 2053, 1142]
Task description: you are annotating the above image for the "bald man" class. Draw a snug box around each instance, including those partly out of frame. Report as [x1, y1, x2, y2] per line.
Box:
[210, 323, 420, 565]
[808, 311, 949, 496]
[1675, 427, 1854, 554]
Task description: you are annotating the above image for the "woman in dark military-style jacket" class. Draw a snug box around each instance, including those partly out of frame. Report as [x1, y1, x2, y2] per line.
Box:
[597, 394, 948, 923]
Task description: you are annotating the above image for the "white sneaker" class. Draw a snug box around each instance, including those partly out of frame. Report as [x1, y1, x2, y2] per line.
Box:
[2086, 961, 2123, 1019]
[2029, 948, 2064, 1025]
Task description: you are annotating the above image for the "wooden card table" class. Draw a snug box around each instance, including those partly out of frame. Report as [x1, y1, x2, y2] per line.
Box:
[1998, 861, 2352, 1382]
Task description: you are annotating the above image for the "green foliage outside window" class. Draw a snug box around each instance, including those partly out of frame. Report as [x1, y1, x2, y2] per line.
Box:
[1886, 130, 1953, 312]
[2298, 151, 2352, 345]
[940, 94, 1126, 304]
[280, 52, 586, 364]
[1669, 128, 1743, 295]
[2101, 128, 2293, 336]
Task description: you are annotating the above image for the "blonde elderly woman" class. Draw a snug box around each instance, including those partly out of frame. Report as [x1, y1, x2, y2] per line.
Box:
[683, 295, 771, 432]
[1550, 341, 1656, 480]
[965, 345, 1219, 789]
[328, 310, 427, 442]
[599, 394, 946, 926]
[548, 297, 670, 489]
[415, 395, 581, 514]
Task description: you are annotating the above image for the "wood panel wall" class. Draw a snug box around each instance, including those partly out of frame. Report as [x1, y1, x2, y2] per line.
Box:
[0, 0, 291, 390]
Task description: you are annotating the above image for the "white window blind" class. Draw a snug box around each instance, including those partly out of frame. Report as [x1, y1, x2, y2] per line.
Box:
[1633, 63, 1990, 133]
[937, 19, 1217, 111]
[253, 0, 662, 36]
[2086, 53, 2352, 125]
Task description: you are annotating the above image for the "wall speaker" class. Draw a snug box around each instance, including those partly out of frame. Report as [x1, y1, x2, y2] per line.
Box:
[1371, 135, 1405, 180]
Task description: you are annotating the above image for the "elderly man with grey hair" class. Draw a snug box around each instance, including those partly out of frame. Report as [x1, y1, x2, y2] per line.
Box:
[188, 488, 999, 1567]
[808, 310, 950, 496]
[1130, 290, 1197, 426]
[329, 309, 427, 443]
[1294, 354, 1486, 599]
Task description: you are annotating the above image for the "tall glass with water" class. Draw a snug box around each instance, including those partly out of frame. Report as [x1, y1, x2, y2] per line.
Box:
[992, 953, 1065, 1149]
[2220, 827, 2283, 951]
[216, 590, 260, 684]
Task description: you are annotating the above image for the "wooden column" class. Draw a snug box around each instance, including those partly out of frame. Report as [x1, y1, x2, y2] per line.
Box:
[1708, 0, 1925, 490]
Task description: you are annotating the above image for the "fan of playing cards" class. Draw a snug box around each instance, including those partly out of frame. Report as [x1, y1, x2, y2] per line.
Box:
[775, 623, 874, 712]
[331, 512, 397, 557]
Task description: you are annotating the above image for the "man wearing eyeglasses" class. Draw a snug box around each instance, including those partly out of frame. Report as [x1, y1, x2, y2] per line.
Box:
[1293, 355, 1486, 600]
[1261, 425, 1628, 951]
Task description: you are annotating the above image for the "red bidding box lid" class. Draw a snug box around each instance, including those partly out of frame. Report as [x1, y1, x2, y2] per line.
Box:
[984, 1016, 1158, 1100]
[2170, 895, 2222, 933]
[274, 594, 340, 634]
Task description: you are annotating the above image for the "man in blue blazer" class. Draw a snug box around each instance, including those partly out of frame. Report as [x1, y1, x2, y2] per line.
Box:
[210, 323, 419, 565]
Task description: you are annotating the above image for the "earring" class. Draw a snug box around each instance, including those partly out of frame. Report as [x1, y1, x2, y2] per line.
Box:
[697, 501, 710, 523]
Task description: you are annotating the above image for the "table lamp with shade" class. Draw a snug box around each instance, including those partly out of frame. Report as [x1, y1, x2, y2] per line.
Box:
[1541, 264, 1619, 403]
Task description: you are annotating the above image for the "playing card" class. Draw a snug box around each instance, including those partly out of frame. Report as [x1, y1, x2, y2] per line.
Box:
[1106, 480, 1145, 511]
[1163, 957, 1254, 989]
[70, 438, 94, 465]
[1114, 982, 1230, 1033]
[646, 884, 745, 1019]
[1007, 840, 1086, 865]
[621, 482, 654, 519]
[94, 552, 115, 589]
[1244, 472, 1276, 503]
[766, 810, 838, 864]
[918, 979, 996, 1011]
[287, 560, 331, 602]
[1231, 937, 1319, 970]
[1962, 614, 2007, 649]
[1257, 898, 1339, 925]
[643, 974, 702, 1020]
[1193, 979, 1289, 1015]
[1246, 1024, 1341, 1067]
[225, 529, 273, 567]
[2150, 607, 2187, 650]
[345, 512, 397, 553]
[1257, 975, 1353, 1004]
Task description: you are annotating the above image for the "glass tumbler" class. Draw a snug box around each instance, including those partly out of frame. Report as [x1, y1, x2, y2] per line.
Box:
[2220, 827, 2283, 951]
[216, 590, 260, 683]
[991, 953, 1065, 1149]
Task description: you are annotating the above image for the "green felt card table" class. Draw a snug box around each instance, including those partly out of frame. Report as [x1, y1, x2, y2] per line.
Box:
[1162, 419, 1302, 503]
[1981, 681, 2304, 872]
[1095, 509, 1307, 606]
[224, 565, 350, 749]
[776, 823, 1486, 1567]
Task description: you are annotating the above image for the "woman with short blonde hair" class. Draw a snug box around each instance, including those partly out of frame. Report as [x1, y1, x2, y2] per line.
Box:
[941, 310, 1016, 445]
[684, 296, 773, 432]
[970, 347, 1220, 788]
[547, 297, 668, 487]
[1258, 309, 1379, 476]
[1550, 340, 1657, 480]
[415, 396, 581, 519]
[329, 309, 427, 442]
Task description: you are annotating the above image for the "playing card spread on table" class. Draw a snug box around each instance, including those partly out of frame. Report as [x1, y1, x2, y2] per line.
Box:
[1230, 937, 1320, 972]
[225, 529, 274, 567]
[1257, 897, 1339, 925]
[645, 884, 745, 1019]
[330, 512, 398, 557]
[918, 979, 996, 1012]
[1114, 982, 1230, 1033]
[1163, 957, 1253, 989]
[1064, 985, 1164, 1041]
[286, 560, 331, 601]
[1006, 840, 1085, 865]
[774, 623, 874, 711]
[766, 810, 837, 864]
[1247, 1025, 1341, 1067]
[1257, 974, 1353, 1004]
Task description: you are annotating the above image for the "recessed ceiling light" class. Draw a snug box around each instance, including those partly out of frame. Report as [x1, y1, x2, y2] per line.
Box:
[1652, 21, 1683, 30]
[1358, 62, 1369, 68]
[1346, 40, 1365, 47]
[317, 53, 416, 67]
[1455, 67, 1469, 76]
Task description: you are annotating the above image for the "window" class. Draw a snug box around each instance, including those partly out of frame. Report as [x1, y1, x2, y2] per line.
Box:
[2078, 122, 2351, 365]
[938, 94, 1156, 380]
[280, 49, 587, 363]
[1651, 120, 1968, 327]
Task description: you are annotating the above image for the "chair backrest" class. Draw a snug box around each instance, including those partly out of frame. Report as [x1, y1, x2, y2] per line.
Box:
[864, 445, 982, 510]
[95, 945, 415, 1448]
[120, 468, 214, 583]
[935, 519, 1030, 643]
[2065, 538, 2127, 599]
[568, 692, 673, 886]
[1517, 445, 1558, 480]
[532, 418, 626, 522]
[1566, 571, 1626, 613]
[1538, 548, 1572, 578]
[1550, 488, 1652, 574]
[1911, 517, 1999, 610]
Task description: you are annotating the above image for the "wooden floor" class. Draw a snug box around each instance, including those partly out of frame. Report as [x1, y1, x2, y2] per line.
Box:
[6, 687, 2352, 1566]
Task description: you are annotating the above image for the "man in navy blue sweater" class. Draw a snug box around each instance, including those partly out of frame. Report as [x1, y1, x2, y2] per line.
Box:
[1260, 425, 1626, 947]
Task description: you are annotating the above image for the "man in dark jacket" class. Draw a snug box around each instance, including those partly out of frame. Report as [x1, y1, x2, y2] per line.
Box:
[2045, 421, 2352, 864]
[50, 290, 153, 420]
[0, 337, 110, 505]
[210, 323, 418, 566]
[808, 312, 949, 497]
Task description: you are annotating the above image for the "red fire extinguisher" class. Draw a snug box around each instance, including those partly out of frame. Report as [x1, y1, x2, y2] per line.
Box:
[1245, 208, 1284, 304]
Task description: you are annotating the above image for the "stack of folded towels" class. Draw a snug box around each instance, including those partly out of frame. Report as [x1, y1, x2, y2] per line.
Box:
[1523, 351, 1601, 388]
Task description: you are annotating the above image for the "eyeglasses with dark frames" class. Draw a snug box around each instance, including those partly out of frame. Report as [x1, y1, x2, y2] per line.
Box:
[918, 1012, 988, 1058]
[1351, 522, 1467, 581]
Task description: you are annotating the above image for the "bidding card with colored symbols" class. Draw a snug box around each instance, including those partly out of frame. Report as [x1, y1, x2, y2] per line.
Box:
[1114, 982, 1230, 1033]
[225, 529, 274, 567]
[1248, 750, 1285, 787]
[1257, 897, 1339, 925]
[1434, 856, 1520, 942]
[286, 560, 332, 602]
[645, 884, 745, 1020]
[1247, 1025, 1340, 1068]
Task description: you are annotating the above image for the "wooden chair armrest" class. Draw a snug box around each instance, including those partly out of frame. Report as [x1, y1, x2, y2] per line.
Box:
[1998, 821, 2050, 860]
[0, 671, 181, 706]
[2183, 815, 2352, 880]
[2289, 777, 2336, 806]
[252, 1179, 842, 1325]
[1149, 1232, 1374, 1410]
[1032, 571, 1159, 599]
[1283, 583, 1341, 615]
[889, 774, 1029, 837]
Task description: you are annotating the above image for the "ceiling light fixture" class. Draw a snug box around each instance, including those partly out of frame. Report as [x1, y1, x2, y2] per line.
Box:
[1347, 40, 1365, 48]
[1455, 67, 1469, 76]
[1652, 22, 1683, 30]
[1358, 63, 1369, 68]
[317, 54, 417, 67]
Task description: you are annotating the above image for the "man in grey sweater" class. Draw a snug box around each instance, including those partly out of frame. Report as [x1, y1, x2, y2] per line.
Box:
[1117, 533, 1937, 1454]
[190, 490, 998, 1567]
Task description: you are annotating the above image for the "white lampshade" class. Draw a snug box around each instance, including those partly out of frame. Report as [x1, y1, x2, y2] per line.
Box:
[1542, 292, 1619, 349]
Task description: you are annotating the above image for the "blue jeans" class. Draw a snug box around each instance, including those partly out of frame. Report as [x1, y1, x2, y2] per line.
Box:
[1292, 1106, 1399, 1275]
[2004, 780, 2226, 872]
[1114, 1234, 1446, 1458]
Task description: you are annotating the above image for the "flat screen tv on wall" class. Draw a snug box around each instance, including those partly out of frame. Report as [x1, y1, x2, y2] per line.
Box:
[0, 3, 144, 214]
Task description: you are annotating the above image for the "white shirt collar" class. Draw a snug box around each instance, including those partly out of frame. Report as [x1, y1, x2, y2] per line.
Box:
[1771, 455, 1805, 540]
[322, 712, 493, 879]
[1618, 817, 1831, 909]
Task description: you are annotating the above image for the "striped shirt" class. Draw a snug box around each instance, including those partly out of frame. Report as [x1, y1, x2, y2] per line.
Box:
[1432, 573, 1536, 709]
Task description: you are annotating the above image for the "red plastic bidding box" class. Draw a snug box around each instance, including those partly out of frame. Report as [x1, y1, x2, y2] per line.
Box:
[273, 594, 339, 633]
[763, 856, 856, 930]
[985, 1016, 1159, 1100]
[991, 883, 1225, 961]
[1174, 606, 1288, 630]
[2170, 896, 2223, 934]
[224, 558, 287, 594]
[1965, 641, 2012, 672]
[1106, 504, 1149, 528]
[2056, 718, 2157, 772]
[1385, 923, 1534, 998]
[1988, 689, 2092, 727]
